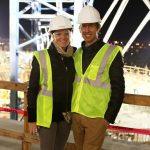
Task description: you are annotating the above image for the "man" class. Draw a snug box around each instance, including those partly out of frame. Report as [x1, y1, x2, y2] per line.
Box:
[71, 6, 125, 150]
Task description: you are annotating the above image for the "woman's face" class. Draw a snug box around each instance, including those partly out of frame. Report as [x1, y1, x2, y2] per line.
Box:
[52, 29, 70, 50]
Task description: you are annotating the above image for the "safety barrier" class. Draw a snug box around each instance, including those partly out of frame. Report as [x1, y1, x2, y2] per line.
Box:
[0, 81, 39, 150]
[107, 125, 150, 143]
[0, 80, 150, 149]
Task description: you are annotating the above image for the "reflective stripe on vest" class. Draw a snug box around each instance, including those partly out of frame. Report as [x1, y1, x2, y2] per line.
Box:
[38, 51, 52, 96]
[34, 50, 53, 128]
[74, 45, 116, 88]
[72, 44, 121, 118]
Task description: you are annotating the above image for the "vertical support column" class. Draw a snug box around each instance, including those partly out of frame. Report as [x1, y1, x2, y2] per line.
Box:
[9, 0, 19, 120]
[22, 83, 31, 150]
[72, 0, 84, 48]
[31, 1, 41, 50]
[56, 0, 63, 15]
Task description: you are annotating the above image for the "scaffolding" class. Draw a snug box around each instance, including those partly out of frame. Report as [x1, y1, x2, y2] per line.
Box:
[9, 0, 150, 119]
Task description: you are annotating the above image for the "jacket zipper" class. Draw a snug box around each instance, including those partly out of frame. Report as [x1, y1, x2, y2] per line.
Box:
[61, 56, 69, 112]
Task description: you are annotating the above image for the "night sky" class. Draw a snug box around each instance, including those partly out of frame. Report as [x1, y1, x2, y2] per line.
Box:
[94, 0, 150, 42]
[0, 0, 9, 38]
[0, 0, 149, 42]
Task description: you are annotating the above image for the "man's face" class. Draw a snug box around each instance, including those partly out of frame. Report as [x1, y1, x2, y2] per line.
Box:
[80, 23, 100, 46]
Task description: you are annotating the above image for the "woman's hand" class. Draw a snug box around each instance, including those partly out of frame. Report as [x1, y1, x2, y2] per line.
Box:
[28, 122, 37, 135]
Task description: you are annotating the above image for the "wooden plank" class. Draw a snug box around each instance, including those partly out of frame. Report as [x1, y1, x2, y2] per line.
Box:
[124, 94, 150, 106]
[24, 133, 40, 144]
[0, 128, 23, 140]
[22, 141, 32, 150]
[0, 128, 40, 145]
[0, 80, 28, 92]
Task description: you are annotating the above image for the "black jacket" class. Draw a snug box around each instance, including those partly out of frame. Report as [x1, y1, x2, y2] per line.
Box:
[81, 39, 125, 123]
[27, 42, 76, 122]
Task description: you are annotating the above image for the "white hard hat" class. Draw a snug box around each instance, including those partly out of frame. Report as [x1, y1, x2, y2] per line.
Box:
[49, 15, 72, 32]
[78, 6, 101, 24]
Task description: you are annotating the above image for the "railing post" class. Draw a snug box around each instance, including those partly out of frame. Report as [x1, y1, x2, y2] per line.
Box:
[22, 83, 31, 150]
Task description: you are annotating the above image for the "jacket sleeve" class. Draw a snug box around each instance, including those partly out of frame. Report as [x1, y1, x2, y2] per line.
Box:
[104, 51, 125, 123]
[27, 56, 40, 122]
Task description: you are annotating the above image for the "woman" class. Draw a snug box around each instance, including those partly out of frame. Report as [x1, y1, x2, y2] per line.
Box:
[27, 15, 76, 150]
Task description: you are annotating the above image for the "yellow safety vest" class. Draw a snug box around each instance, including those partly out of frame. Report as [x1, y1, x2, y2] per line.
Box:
[71, 43, 122, 118]
[34, 50, 53, 128]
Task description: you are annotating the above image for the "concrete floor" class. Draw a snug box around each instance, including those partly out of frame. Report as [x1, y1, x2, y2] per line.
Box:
[0, 132, 150, 150]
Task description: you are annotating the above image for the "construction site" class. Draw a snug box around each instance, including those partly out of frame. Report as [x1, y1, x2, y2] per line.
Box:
[0, 0, 150, 149]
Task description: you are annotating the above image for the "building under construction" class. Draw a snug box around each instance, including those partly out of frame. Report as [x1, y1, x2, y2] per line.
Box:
[0, 0, 150, 149]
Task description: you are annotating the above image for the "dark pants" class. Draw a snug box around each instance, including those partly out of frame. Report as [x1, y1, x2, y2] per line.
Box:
[39, 121, 71, 150]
